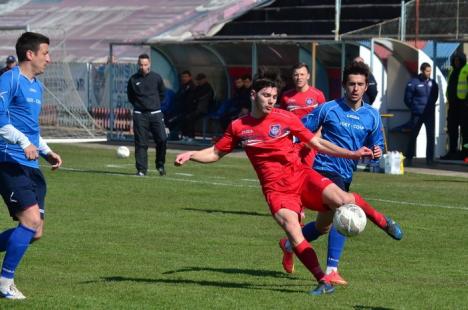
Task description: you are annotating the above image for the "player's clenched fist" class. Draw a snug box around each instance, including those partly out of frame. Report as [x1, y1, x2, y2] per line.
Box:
[174, 151, 195, 166]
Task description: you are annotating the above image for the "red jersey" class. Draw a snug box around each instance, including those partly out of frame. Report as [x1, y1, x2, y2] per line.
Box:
[214, 108, 314, 192]
[280, 86, 326, 119]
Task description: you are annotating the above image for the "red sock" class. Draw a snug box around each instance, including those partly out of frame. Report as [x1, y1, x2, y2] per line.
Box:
[293, 240, 324, 281]
[353, 193, 387, 229]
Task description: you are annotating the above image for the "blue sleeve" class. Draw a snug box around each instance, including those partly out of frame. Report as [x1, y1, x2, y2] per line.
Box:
[0, 73, 13, 127]
[303, 103, 325, 132]
[404, 79, 414, 109]
[366, 109, 385, 151]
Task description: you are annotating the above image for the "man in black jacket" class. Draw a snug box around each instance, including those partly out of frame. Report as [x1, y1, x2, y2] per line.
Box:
[181, 73, 214, 141]
[127, 54, 167, 176]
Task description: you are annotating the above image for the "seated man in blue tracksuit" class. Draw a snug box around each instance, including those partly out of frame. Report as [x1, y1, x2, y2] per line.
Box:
[404, 62, 439, 166]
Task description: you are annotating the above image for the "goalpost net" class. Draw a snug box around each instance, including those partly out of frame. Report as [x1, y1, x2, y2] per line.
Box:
[0, 27, 107, 143]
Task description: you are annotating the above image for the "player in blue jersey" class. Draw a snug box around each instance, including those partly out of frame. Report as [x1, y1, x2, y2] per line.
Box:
[0, 32, 62, 299]
[279, 61, 385, 286]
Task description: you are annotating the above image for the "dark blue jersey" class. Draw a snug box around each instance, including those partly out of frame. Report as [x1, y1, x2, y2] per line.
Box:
[303, 98, 384, 183]
[0, 66, 43, 168]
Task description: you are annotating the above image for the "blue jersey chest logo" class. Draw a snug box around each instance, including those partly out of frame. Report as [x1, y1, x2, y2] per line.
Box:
[269, 124, 281, 137]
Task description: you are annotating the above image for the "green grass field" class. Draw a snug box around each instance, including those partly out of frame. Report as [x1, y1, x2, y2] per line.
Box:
[1, 143, 467, 309]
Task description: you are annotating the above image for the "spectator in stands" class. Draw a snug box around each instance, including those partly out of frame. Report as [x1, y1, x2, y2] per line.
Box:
[127, 53, 167, 176]
[167, 70, 196, 140]
[242, 74, 252, 90]
[218, 76, 251, 130]
[441, 52, 468, 160]
[354, 56, 378, 105]
[181, 73, 214, 142]
[0, 55, 17, 76]
[403, 62, 439, 166]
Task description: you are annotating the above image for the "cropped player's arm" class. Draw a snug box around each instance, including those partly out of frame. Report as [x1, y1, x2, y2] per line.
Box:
[174, 146, 226, 166]
[308, 136, 373, 160]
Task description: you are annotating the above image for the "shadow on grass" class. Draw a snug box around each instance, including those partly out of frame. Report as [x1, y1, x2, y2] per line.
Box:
[90, 276, 305, 294]
[162, 266, 293, 279]
[183, 207, 270, 217]
[422, 179, 468, 183]
[61, 167, 135, 176]
[353, 306, 395, 310]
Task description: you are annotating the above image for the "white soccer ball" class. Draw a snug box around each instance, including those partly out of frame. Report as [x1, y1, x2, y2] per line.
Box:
[116, 146, 130, 158]
[333, 204, 367, 237]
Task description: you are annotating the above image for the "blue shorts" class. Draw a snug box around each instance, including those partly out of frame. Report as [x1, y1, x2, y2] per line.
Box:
[0, 162, 46, 220]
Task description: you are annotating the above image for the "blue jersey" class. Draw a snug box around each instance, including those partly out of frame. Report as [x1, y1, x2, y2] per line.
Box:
[0, 66, 43, 168]
[303, 98, 384, 183]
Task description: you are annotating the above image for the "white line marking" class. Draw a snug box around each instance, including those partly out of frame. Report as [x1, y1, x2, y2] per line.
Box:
[366, 198, 468, 211]
[59, 166, 466, 211]
[175, 173, 194, 177]
[106, 164, 133, 168]
[241, 179, 259, 182]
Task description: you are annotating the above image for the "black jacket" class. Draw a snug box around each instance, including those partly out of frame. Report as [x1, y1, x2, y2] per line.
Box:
[127, 71, 165, 112]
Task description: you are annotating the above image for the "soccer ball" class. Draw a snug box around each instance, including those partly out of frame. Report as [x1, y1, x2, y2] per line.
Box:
[333, 204, 367, 237]
[116, 146, 130, 158]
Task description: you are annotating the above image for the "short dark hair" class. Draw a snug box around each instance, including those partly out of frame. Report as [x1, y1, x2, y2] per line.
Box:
[15, 32, 50, 62]
[252, 68, 281, 92]
[342, 61, 369, 84]
[138, 53, 150, 61]
[292, 62, 310, 73]
[420, 62, 431, 71]
[181, 70, 191, 76]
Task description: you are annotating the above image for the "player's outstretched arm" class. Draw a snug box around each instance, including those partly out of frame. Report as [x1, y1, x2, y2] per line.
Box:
[308, 136, 373, 160]
[174, 146, 224, 166]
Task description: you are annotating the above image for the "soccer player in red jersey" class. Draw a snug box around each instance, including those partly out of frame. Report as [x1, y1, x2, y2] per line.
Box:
[174, 73, 403, 296]
[280, 63, 326, 120]
[280, 63, 326, 167]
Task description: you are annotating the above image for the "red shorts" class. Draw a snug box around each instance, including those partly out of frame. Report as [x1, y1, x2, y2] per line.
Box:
[264, 168, 333, 215]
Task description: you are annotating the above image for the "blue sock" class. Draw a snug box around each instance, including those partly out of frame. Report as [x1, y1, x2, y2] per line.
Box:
[327, 226, 347, 268]
[0, 229, 15, 252]
[302, 221, 323, 241]
[1, 224, 36, 279]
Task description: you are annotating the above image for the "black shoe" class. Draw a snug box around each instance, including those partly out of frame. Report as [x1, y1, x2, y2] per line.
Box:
[157, 166, 166, 176]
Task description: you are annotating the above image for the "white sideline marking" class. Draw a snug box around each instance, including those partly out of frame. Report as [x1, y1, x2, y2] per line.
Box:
[241, 178, 258, 182]
[366, 198, 468, 211]
[175, 173, 194, 177]
[59, 166, 467, 211]
[106, 164, 133, 168]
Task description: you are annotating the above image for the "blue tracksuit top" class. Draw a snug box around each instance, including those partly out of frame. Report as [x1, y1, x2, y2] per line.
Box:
[404, 74, 439, 115]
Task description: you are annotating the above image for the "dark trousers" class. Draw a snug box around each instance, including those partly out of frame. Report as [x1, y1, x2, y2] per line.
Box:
[133, 111, 167, 173]
[447, 101, 468, 154]
[405, 108, 435, 161]
[316, 170, 350, 192]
